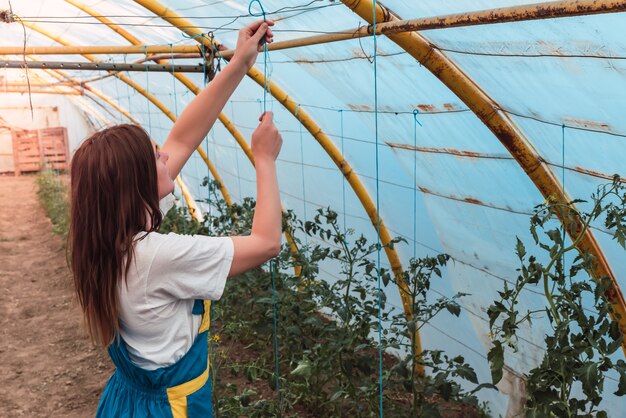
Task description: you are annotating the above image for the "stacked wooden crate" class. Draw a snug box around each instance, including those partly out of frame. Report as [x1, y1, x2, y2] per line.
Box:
[11, 127, 69, 175]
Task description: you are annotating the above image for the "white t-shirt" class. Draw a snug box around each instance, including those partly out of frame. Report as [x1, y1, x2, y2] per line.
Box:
[117, 195, 234, 370]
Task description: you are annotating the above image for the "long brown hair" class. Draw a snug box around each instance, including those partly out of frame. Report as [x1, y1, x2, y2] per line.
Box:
[69, 124, 162, 346]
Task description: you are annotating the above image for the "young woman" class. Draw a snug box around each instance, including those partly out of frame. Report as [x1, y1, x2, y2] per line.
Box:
[69, 21, 281, 417]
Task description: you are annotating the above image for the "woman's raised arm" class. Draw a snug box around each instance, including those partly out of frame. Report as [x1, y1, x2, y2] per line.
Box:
[161, 20, 274, 180]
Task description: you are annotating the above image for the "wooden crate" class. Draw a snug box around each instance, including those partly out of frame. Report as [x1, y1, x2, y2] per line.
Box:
[11, 127, 69, 175]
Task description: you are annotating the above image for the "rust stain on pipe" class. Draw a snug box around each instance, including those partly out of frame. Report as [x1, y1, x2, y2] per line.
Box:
[388, 142, 623, 181]
[386, 142, 513, 160]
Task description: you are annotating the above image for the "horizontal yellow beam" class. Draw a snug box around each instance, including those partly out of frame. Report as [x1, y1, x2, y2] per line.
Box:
[1, 81, 76, 87]
[0, 44, 201, 55]
[2, 88, 82, 95]
[4, 0, 626, 58]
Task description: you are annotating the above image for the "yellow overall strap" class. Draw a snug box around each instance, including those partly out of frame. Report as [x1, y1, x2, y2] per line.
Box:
[166, 368, 210, 418]
[198, 300, 211, 334]
[166, 300, 213, 418]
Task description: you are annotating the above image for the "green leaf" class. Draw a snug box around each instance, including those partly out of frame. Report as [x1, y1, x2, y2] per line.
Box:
[439, 381, 453, 400]
[329, 390, 346, 402]
[456, 364, 478, 384]
[446, 302, 461, 317]
[575, 362, 599, 395]
[290, 357, 313, 380]
[488, 341, 504, 384]
[516, 237, 526, 259]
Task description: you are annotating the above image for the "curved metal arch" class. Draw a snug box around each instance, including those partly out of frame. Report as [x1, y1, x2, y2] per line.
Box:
[341, 0, 626, 352]
[31, 59, 141, 125]
[20, 22, 206, 220]
[131, 0, 420, 353]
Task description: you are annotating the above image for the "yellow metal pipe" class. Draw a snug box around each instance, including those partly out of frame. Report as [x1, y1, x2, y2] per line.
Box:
[64, 0, 143, 46]
[132, 0, 414, 343]
[39, 63, 141, 125]
[0, 45, 200, 55]
[176, 175, 203, 222]
[2, 88, 82, 95]
[341, 0, 626, 354]
[1, 81, 76, 87]
[29, 55, 141, 125]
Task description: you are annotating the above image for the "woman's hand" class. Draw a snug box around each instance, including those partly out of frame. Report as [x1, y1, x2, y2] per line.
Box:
[232, 20, 274, 71]
[251, 112, 282, 163]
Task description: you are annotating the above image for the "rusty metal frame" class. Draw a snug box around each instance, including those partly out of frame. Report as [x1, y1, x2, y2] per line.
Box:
[341, 0, 626, 356]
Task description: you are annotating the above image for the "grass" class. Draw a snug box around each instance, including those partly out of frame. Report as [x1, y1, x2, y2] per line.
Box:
[35, 170, 70, 241]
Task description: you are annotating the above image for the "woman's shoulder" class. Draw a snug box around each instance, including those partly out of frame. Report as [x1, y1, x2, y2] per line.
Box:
[134, 230, 206, 251]
[134, 231, 233, 259]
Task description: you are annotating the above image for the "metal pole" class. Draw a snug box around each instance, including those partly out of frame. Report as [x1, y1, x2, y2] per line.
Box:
[0, 60, 205, 73]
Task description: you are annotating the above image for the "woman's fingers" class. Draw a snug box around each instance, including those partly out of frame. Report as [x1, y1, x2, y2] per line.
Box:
[259, 111, 272, 123]
[243, 19, 274, 36]
[252, 23, 269, 43]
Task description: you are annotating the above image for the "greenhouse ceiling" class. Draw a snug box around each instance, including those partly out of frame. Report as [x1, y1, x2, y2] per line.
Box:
[2, 0, 626, 415]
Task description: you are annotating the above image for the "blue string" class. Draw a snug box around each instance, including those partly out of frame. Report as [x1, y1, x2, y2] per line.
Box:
[231, 101, 243, 199]
[250, 0, 280, 399]
[180, 30, 205, 41]
[297, 105, 308, 248]
[372, 1, 384, 416]
[249, 0, 269, 113]
[561, 124, 566, 275]
[170, 44, 178, 118]
[199, 43, 219, 404]
[201, 40, 212, 233]
[169, 48, 187, 228]
[340, 109, 346, 235]
[412, 111, 417, 261]
[144, 50, 152, 136]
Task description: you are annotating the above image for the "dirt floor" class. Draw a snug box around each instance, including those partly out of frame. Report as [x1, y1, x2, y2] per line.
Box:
[0, 175, 112, 417]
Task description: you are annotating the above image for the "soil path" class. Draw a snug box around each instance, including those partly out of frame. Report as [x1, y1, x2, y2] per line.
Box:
[0, 175, 112, 417]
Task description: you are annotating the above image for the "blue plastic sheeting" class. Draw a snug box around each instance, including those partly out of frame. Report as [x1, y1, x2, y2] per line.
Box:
[3, 0, 626, 415]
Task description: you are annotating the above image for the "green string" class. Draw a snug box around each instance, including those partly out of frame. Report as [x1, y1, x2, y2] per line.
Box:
[249, 0, 280, 401]
[372, 1, 384, 416]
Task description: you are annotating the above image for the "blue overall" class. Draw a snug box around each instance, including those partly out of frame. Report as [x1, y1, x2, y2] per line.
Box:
[96, 300, 213, 418]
